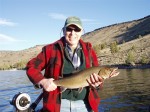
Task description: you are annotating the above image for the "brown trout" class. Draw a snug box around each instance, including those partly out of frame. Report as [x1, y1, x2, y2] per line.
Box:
[53, 66, 119, 89]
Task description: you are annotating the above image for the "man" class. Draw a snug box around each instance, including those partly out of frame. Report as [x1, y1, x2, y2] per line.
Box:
[26, 16, 117, 112]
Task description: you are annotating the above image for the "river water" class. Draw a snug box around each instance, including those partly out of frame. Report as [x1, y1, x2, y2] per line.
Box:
[0, 69, 150, 112]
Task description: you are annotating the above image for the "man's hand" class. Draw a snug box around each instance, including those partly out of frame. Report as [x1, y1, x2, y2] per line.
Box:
[86, 68, 119, 89]
[86, 73, 103, 89]
[109, 68, 119, 78]
[39, 78, 57, 92]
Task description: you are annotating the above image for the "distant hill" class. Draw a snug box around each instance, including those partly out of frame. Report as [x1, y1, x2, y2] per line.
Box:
[0, 15, 150, 70]
[82, 15, 150, 66]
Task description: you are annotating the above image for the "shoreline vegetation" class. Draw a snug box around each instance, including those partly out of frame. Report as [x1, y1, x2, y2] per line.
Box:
[0, 61, 27, 70]
[0, 63, 150, 71]
[109, 63, 150, 69]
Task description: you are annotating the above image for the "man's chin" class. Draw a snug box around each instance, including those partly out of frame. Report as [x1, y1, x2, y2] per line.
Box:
[68, 42, 78, 47]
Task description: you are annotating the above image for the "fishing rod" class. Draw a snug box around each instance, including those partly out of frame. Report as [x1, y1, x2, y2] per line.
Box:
[10, 92, 43, 112]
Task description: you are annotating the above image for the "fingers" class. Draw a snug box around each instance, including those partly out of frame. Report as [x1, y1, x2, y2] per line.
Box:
[109, 68, 120, 78]
[40, 78, 57, 92]
[87, 73, 103, 89]
[111, 71, 120, 77]
[47, 78, 57, 91]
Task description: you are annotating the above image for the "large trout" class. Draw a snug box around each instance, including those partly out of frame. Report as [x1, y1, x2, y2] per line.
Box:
[53, 66, 119, 90]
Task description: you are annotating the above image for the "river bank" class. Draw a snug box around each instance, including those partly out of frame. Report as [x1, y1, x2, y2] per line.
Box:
[1, 63, 150, 71]
[109, 63, 150, 69]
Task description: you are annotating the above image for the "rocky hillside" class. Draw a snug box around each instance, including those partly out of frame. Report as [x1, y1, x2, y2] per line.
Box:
[0, 45, 43, 69]
[82, 15, 150, 66]
[0, 15, 150, 69]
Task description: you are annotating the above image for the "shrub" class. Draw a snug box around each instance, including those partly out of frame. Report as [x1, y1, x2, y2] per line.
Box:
[93, 45, 100, 55]
[100, 43, 106, 50]
[122, 40, 126, 44]
[141, 55, 149, 64]
[13, 60, 28, 69]
[0, 64, 10, 70]
[138, 35, 142, 39]
[125, 50, 135, 65]
[110, 41, 119, 53]
[131, 45, 136, 51]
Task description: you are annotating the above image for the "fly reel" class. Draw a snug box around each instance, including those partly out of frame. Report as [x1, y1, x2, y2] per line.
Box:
[10, 92, 31, 111]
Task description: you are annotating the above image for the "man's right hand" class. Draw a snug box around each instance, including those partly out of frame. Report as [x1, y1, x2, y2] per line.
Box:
[39, 78, 57, 92]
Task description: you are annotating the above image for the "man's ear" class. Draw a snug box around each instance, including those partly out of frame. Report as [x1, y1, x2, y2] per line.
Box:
[62, 27, 65, 35]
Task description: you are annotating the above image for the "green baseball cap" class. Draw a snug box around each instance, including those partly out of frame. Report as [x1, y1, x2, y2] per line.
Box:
[64, 16, 82, 29]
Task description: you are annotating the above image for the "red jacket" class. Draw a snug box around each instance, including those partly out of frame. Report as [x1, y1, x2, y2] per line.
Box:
[26, 37, 100, 112]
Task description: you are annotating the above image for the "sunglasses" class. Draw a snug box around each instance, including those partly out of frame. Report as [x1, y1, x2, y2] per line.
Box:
[66, 27, 81, 32]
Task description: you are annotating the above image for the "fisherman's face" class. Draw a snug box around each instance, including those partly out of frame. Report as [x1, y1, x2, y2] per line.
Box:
[64, 25, 83, 48]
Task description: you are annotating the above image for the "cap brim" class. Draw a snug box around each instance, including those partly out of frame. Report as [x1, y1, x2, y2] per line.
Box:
[66, 23, 82, 29]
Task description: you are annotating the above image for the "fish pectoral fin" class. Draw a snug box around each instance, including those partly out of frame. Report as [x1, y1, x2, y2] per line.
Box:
[78, 87, 83, 93]
[60, 87, 67, 93]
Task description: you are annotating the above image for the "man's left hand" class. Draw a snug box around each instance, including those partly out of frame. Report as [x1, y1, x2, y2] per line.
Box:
[87, 73, 103, 89]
